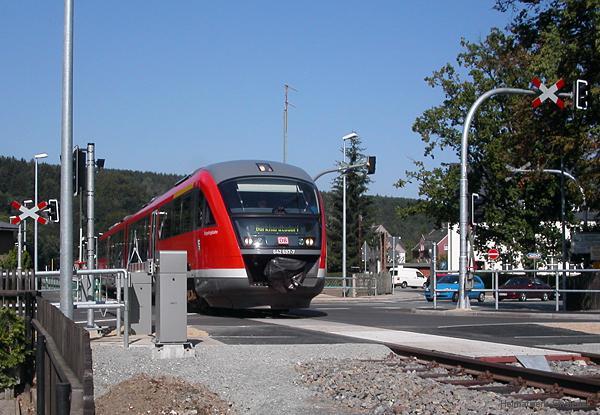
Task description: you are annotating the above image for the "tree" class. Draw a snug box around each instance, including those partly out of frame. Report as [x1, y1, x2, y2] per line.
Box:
[326, 136, 374, 272]
[396, 0, 599, 263]
[0, 247, 32, 270]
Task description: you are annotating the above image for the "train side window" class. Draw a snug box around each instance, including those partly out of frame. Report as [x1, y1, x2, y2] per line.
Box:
[181, 192, 193, 233]
[204, 201, 216, 227]
[196, 190, 205, 228]
[159, 202, 172, 239]
[172, 197, 182, 236]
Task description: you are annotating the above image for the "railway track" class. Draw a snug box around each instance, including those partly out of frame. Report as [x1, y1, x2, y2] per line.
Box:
[384, 343, 600, 411]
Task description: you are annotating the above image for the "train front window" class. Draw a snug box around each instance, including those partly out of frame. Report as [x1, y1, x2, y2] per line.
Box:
[219, 178, 319, 215]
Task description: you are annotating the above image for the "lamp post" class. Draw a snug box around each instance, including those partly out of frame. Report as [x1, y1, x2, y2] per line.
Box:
[342, 132, 358, 297]
[34, 153, 48, 281]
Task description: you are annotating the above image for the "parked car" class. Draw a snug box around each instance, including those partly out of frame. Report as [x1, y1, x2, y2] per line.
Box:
[424, 274, 486, 302]
[391, 267, 427, 288]
[496, 277, 555, 301]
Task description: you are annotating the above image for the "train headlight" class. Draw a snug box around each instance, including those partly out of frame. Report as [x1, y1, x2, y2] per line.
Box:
[305, 237, 315, 247]
[243, 237, 253, 246]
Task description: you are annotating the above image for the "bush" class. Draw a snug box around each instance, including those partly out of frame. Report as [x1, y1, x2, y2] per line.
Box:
[0, 308, 29, 389]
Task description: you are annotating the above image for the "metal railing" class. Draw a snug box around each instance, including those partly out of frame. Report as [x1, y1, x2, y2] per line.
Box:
[325, 272, 394, 297]
[430, 268, 600, 311]
[37, 269, 131, 347]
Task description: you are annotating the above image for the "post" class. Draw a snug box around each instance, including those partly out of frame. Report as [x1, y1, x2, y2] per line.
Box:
[342, 139, 347, 298]
[560, 156, 567, 311]
[494, 270, 498, 310]
[56, 382, 71, 415]
[85, 143, 96, 327]
[36, 333, 45, 415]
[60, 0, 74, 318]
[431, 241, 437, 309]
[17, 223, 23, 275]
[458, 87, 535, 310]
[34, 159, 39, 285]
[392, 236, 396, 295]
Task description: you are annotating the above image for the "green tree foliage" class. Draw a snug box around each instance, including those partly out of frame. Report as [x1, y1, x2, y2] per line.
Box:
[0, 308, 29, 389]
[396, 0, 599, 263]
[0, 247, 32, 270]
[0, 156, 181, 269]
[325, 136, 375, 272]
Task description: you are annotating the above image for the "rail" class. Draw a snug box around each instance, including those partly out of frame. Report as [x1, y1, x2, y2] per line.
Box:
[429, 268, 600, 311]
[386, 343, 600, 405]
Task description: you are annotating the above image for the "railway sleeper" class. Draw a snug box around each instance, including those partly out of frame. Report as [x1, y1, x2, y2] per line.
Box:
[440, 373, 494, 386]
[469, 384, 521, 393]
[419, 370, 463, 379]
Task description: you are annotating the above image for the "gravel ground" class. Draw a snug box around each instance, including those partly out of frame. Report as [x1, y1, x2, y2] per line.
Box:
[93, 343, 599, 415]
[92, 343, 390, 414]
[296, 354, 599, 414]
[549, 359, 600, 376]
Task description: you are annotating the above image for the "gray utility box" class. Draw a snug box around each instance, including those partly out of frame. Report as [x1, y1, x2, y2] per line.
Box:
[129, 270, 152, 335]
[155, 251, 188, 344]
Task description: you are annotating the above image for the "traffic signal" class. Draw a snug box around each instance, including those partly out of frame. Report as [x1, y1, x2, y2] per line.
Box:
[73, 147, 86, 196]
[470, 193, 486, 225]
[366, 156, 376, 174]
[574, 79, 589, 110]
[47, 199, 60, 223]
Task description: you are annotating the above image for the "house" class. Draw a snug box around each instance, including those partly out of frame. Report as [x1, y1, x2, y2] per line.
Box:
[368, 224, 407, 272]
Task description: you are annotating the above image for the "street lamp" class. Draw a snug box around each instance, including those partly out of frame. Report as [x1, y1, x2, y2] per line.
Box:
[34, 153, 48, 279]
[342, 132, 358, 297]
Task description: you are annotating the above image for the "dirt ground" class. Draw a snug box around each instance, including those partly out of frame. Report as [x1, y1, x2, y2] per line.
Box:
[95, 374, 233, 415]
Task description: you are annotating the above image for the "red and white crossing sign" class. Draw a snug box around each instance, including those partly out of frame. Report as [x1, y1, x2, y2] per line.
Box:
[10, 200, 48, 225]
[487, 248, 500, 261]
[531, 77, 565, 109]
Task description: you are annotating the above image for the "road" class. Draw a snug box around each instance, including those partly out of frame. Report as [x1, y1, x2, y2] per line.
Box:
[187, 289, 600, 353]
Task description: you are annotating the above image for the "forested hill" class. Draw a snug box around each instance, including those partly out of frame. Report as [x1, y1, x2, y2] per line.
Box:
[0, 156, 434, 265]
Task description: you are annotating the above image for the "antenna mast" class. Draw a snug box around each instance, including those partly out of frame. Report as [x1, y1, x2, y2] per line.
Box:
[283, 84, 297, 163]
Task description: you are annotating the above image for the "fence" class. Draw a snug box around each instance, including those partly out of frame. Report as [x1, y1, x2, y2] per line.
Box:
[429, 268, 600, 311]
[325, 272, 392, 296]
[34, 296, 95, 415]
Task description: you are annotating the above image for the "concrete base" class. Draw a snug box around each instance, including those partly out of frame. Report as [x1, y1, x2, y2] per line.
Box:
[152, 343, 194, 359]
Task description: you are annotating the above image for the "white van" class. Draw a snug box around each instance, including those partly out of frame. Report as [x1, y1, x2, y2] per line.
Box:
[390, 267, 427, 288]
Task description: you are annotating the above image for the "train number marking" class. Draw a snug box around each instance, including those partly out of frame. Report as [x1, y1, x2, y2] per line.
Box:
[273, 249, 295, 255]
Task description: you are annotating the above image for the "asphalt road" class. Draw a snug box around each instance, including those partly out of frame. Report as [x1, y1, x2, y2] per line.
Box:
[186, 289, 600, 352]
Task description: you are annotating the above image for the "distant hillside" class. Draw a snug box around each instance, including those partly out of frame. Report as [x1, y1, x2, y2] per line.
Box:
[0, 156, 181, 267]
[0, 156, 434, 266]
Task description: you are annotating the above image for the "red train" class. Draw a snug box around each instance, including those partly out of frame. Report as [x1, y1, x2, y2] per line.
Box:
[98, 160, 326, 311]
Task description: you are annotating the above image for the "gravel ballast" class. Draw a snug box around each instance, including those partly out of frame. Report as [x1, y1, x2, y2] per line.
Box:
[93, 343, 599, 414]
[92, 343, 390, 414]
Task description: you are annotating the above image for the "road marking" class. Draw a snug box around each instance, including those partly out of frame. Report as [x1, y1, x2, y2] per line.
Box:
[212, 335, 296, 339]
[314, 307, 350, 310]
[515, 335, 595, 339]
[437, 322, 539, 329]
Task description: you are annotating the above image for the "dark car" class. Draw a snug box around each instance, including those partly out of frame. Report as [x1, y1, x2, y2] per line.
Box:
[496, 277, 555, 301]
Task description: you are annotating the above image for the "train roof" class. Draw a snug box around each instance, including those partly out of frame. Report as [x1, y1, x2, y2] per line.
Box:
[203, 160, 314, 184]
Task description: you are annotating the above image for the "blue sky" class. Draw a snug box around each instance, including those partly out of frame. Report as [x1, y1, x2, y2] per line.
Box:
[0, 1, 513, 198]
